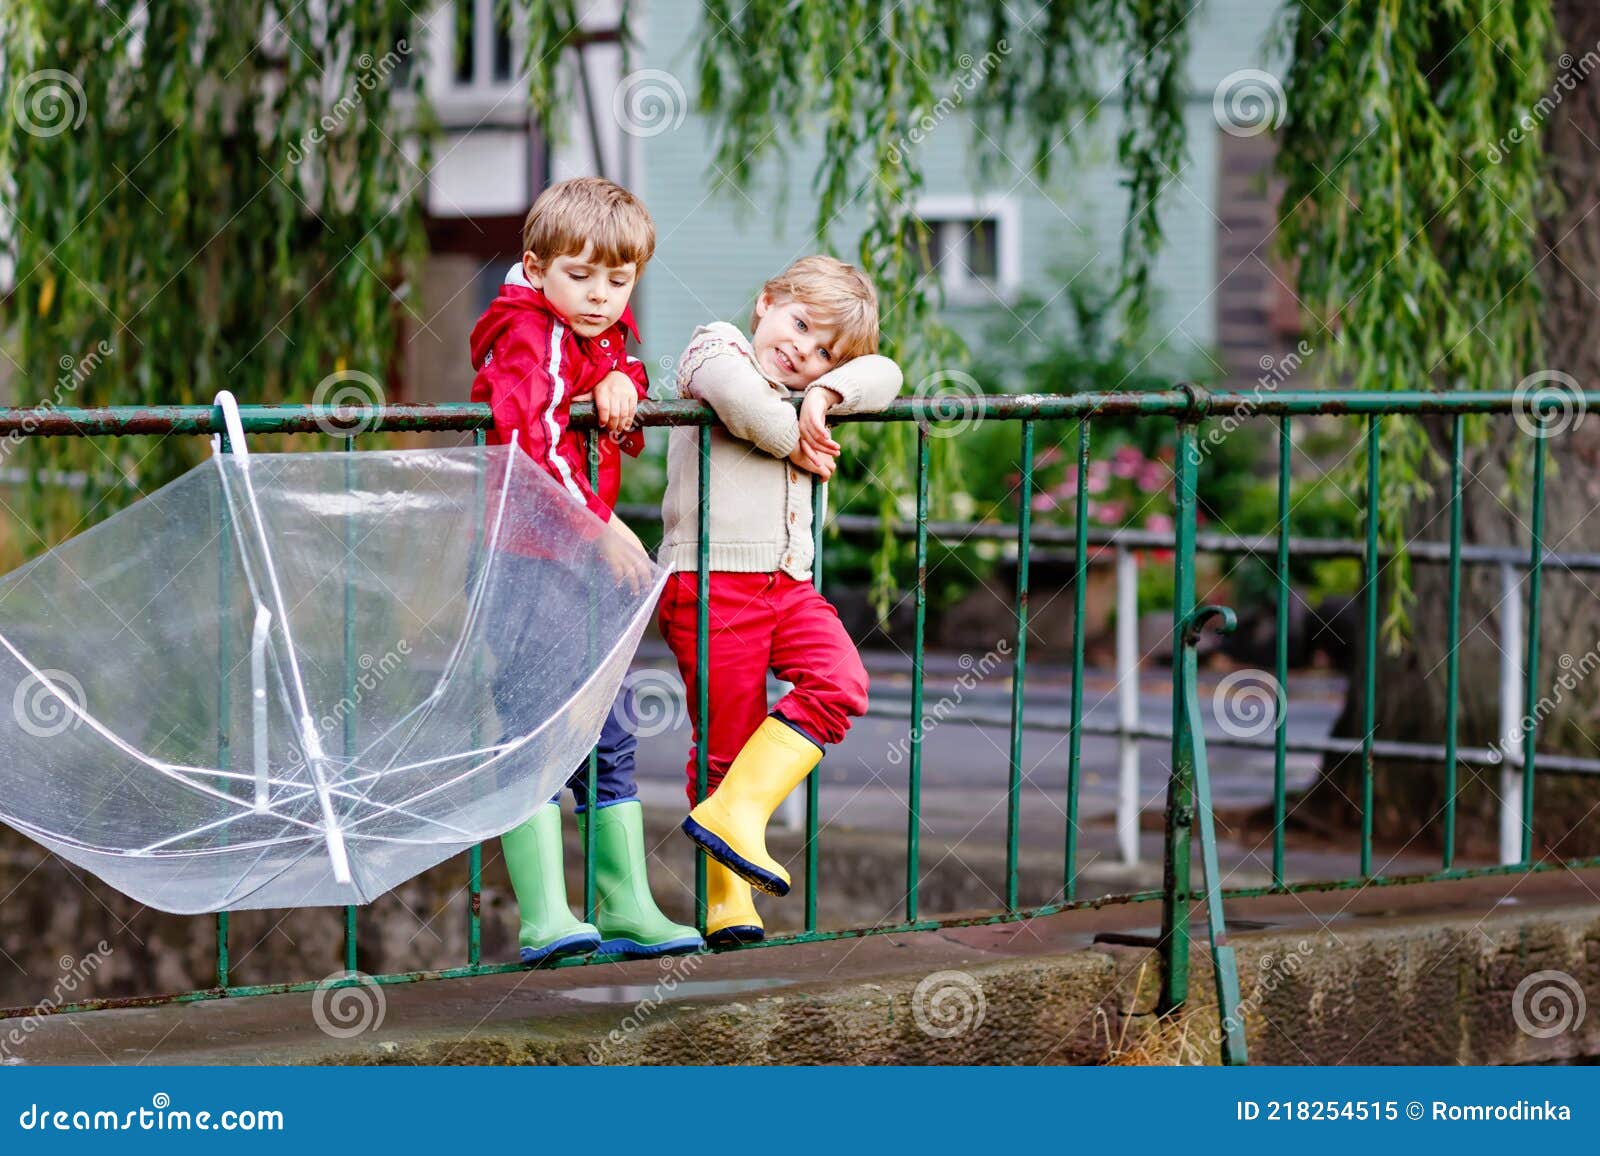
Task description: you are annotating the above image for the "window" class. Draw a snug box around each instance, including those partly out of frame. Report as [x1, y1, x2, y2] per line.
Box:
[451, 0, 519, 91]
[910, 196, 1021, 303]
[491, 6, 514, 83]
[453, 1, 475, 85]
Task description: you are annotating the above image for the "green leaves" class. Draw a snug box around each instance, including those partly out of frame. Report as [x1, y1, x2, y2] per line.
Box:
[1, 1, 427, 553]
[691, 0, 1189, 360]
[1277, 0, 1554, 639]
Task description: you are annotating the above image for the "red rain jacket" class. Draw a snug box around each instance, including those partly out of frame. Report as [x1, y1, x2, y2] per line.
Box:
[469, 276, 648, 521]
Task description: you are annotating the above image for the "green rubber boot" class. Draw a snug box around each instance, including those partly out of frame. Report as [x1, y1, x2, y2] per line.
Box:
[501, 803, 601, 965]
[579, 800, 704, 958]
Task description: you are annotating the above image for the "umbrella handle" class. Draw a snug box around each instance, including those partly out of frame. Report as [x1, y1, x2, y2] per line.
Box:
[213, 386, 353, 887]
[211, 390, 250, 462]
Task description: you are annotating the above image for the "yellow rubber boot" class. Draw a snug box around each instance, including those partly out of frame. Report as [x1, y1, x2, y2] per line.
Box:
[705, 859, 763, 946]
[681, 716, 822, 896]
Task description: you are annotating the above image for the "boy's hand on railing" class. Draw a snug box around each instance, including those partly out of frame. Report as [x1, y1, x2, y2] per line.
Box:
[600, 514, 654, 595]
[593, 371, 639, 434]
[795, 387, 842, 481]
[788, 442, 837, 481]
[798, 386, 843, 461]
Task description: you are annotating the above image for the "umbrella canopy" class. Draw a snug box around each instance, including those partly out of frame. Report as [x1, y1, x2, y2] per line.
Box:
[0, 392, 665, 913]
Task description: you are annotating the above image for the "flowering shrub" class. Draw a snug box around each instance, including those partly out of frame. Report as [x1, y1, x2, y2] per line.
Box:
[1029, 440, 1176, 535]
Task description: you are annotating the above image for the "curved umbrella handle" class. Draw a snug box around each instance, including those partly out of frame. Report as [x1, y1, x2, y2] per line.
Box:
[210, 387, 351, 887]
[210, 390, 250, 463]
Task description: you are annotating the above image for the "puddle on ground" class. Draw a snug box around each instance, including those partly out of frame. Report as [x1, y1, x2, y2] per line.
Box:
[559, 978, 793, 1004]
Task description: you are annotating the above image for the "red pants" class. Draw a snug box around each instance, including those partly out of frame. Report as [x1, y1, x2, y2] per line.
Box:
[657, 571, 870, 805]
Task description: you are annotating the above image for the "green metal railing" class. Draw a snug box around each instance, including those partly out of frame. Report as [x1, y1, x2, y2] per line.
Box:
[1, 386, 1596, 1066]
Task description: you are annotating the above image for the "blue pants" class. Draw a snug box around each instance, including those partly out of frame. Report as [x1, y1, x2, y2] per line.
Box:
[560, 687, 640, 812]
[482, 550, 640, 813]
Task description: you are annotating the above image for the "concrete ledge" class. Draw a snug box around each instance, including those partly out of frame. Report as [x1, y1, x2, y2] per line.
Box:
[8, 869, 1600, 1065]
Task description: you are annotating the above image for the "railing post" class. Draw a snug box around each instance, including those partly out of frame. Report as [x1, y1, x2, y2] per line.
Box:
[1498, 560, 1523, 865]
[1272, 417, 1292, 884]
[1005, 421, 1035, 913]
[694, 425, 711, 932]
[215, 407, 232, 990]
[1359, 417, 1379, 877]
[1065, 419, 1091, 897]
[583, 433, 601, 925]
[907, 423, 930, 925]
[468, 427, 485, 967]
[1181, 604, 1249, 1065]
[1520, 435, 1547, 864]
[1115, 544, 1140, 866]
[342, 435, 359, 974]
[1160, 408, 1201, 1013]
[804, 478, 825, 932]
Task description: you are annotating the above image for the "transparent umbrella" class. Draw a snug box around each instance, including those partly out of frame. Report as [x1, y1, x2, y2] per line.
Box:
[0, 392, 664, 914]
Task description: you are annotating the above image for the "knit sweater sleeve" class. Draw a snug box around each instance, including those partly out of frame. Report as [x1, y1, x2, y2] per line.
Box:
[677, 324, 800, 458]
[806, 354, 904, 415]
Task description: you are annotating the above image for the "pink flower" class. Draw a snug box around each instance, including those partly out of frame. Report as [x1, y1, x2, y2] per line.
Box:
[1091, 500, 1126, 524]
[1136, 463, 1168, 493]
[1145, 513, 1174, 534]
[1032, 492, 1058, 512]
[1111, 444, 1144, 479]
[1087, 460, 1111, 494]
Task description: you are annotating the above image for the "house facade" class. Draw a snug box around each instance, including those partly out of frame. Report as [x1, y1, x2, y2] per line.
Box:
[406, 0, 1296, 403]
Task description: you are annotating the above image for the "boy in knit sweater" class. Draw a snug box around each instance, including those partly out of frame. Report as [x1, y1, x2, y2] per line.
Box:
[658, 256, 902, 944]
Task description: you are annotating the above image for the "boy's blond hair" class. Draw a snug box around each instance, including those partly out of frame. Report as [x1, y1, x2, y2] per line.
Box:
[522, 176, 656, 269]
[754, 255, 880, 360]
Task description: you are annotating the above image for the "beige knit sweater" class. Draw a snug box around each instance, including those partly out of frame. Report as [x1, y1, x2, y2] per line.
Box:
[659, 322, 903, 580]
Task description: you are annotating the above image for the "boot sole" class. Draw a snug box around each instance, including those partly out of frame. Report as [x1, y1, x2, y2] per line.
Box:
[597, 934, 704, 958]
[681, 816, 790, 896]
[706, 925, 765, 948]
[520, 930, 601, 965]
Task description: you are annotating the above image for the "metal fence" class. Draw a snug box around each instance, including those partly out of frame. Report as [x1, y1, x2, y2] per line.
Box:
[1, 386, 1597, 1066]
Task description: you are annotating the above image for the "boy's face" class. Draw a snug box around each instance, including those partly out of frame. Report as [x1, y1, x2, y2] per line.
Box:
[751, 293, 838, 388]
[523, 243, 639, 339]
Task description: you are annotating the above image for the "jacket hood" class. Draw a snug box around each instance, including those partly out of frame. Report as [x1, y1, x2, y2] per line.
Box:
[470, 262, 640, 369]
